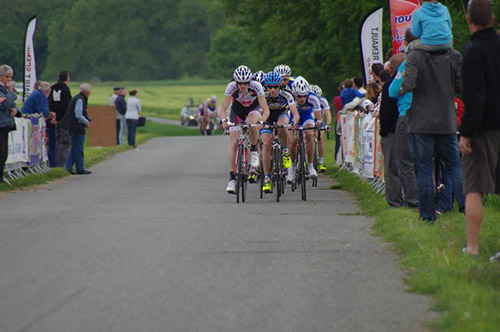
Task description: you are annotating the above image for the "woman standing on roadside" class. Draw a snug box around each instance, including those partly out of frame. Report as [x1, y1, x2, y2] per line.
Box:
[125, 90, 141, 148]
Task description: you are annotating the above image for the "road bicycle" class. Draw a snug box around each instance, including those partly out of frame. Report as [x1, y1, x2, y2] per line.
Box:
[228, 122, 260, 203]
[259, 124, 292, 202]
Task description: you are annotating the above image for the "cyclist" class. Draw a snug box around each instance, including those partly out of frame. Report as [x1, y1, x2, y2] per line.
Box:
[310, 84, 332, 172]
[261, 71, 300, 193]
[274, 64, 294, 93]
[198, 95, 218, 134]
[287, 76, 322, 183]
[219, 65, 270, 194]
[252, 71, 266, 86]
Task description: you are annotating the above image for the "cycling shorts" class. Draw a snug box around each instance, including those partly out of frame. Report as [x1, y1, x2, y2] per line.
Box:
[299, 111, 315, 127]
[229, 100, 262, 124]
[261, 110, 289, 135]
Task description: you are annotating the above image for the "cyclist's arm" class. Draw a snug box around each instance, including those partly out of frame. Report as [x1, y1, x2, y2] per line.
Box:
[289, 103, 300, 124]
[258, 95, 270, 122]
[218, 96, 231, 120]
[324, 107, 332, 126]
[203, 102, 208, 113]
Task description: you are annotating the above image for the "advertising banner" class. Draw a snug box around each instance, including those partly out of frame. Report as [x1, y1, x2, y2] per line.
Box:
[389, 0, 420, 54]
[28, 117, 43, 166]
[6, 119, 29, 165]
[362, 114, 376, 178]
[360, 7, 383, 84]
[23, 15, 37, 101]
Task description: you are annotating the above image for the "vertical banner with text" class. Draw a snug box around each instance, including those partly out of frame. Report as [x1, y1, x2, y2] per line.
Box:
[23, 15, 37, 101]
[389, 0, 420, 54]
[360, 7, 383, 85]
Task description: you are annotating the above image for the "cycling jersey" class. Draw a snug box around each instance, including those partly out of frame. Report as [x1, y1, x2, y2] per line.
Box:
[225, 81, 265, 107]
[261, 90, 295, 134]
[296, 92, 321, 126]
[198, 99, 216, 117]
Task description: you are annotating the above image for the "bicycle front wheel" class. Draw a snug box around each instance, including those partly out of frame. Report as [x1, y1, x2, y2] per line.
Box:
[299, 144, 307, 201]
[235, 144, 244, 203]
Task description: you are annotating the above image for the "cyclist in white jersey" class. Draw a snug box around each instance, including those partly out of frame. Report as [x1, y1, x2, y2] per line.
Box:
[310, 85, 332, 172]
[219, 65, 270, 194]
[287, 76, 322, 183]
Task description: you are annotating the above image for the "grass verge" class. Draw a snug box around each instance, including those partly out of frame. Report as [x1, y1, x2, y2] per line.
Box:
[324, 138, 500, 331]
[0, 122, 194, 193]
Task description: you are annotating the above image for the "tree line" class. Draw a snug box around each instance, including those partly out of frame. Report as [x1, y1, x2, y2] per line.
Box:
[1, 0, 497, 96]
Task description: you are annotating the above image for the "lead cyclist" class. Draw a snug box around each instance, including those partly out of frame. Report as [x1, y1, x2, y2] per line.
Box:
[219, 65, 271, 194]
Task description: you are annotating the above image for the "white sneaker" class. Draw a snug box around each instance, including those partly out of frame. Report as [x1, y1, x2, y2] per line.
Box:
[250, 151, 259, 168]
[226, 180, 236, 194]
[287, 167, 296, 183]
[308, 165, 318, 179]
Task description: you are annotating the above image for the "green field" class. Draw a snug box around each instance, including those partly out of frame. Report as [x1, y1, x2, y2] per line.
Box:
[69, 79, 227, 121]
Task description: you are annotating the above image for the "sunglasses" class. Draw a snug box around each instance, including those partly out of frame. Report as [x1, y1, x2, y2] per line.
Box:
[296, 95, 307, 99]
[267, 85, 280, 89]
[236, 82, 250, 86]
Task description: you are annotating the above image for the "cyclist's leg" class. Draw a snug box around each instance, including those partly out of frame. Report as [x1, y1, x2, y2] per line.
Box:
[277, 114, 289, 150]
[261, 132, 272, 175]
[245, 110, 262, 147]
[304, 121, 315, 163]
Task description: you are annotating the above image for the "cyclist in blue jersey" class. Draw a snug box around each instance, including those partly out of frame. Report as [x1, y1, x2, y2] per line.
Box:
[260, 71, 300, 193]
[310, 85, 332, 172]
[287, 76, 322, 183]
[219, 65, 271, 194]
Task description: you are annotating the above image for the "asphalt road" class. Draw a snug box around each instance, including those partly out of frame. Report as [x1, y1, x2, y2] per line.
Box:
[0, 136, 432, 332]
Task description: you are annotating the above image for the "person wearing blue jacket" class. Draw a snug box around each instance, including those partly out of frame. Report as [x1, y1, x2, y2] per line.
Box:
[388, 31, 419, 209]
[408, 0, 453, 52]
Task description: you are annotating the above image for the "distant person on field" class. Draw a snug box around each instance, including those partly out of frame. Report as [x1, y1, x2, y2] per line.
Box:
[61, 83, 92, 175]
[0, 65, 20, 184]
[125, 90, 141, 148]
[48, 70, 72, 168]
[408, 0, 453, 53]
[458, 0, 500, 259]
[115, 87, 127, 145]
[109, 87, 121, 144]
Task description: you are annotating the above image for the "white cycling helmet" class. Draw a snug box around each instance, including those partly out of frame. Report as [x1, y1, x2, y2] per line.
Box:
[274, 64, 291, 78]
[292, 76, 310, 96]
[233, 65, 253, 83]
[310, 85, 322, 97]
[210, 95, 217, 101]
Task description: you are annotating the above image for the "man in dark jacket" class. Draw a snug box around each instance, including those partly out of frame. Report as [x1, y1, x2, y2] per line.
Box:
[458, 0, 500, 258]
[401, 37, 465, 222]
[48, 71, 72, 167]
[379, 53, 405, 208]
[61, 83, 92, 175]
[0, 65, 19, 183]
[115, 88, 127, 145]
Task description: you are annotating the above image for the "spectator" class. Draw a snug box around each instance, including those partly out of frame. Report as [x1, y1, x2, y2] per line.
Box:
[333, 82, 343, 161]
[388, 30, 419, 209]
[115, 87, 127, 145]
[365, 82, 381, 104]
[410, 0, 453, 52]
[401, 32, 465, 223]
[379, 54, 406, 208]
[125, 90, 141, 148]
[0, 65, 20, 184]
[458, 0, 499, 258]
[21, 81, 55, 120]
[109, 87, 121, 144]
[340, 79, 364, 106]
[378, 69, 391, 84]
[371, 63, 384, 84]
[48, 71, 72, 168]
[344, 77, 367, 111]
[61, 83, 92, 175]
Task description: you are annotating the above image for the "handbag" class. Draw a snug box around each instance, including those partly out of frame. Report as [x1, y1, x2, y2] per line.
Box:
[138, 116, 146, 127]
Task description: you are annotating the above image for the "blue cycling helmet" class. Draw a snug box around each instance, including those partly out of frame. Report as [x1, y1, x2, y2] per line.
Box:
[264, 71, 282, 85]
[251, 70, 266, 84]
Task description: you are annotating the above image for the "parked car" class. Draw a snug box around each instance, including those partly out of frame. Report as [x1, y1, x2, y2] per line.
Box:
[180, 106, 199, 126]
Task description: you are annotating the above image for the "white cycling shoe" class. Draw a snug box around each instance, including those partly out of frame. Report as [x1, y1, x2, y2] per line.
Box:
[287, 167, 296, 183]
[308, 165, 318, 179]
[226, 180, 236, 194]
[250, 151, 259, 168]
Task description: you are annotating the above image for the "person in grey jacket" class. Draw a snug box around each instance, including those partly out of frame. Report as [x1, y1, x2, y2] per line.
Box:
[401, 44, 465, 222]
[0, 65, 20, 184]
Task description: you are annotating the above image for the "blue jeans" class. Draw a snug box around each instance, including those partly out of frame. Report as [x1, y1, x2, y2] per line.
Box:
[117, 114, 126, 145]
[65, 132, 86, 173]
[412, 134, 465, 221]
[126, 119, 138, 146]
[46, 126, 57, 167]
